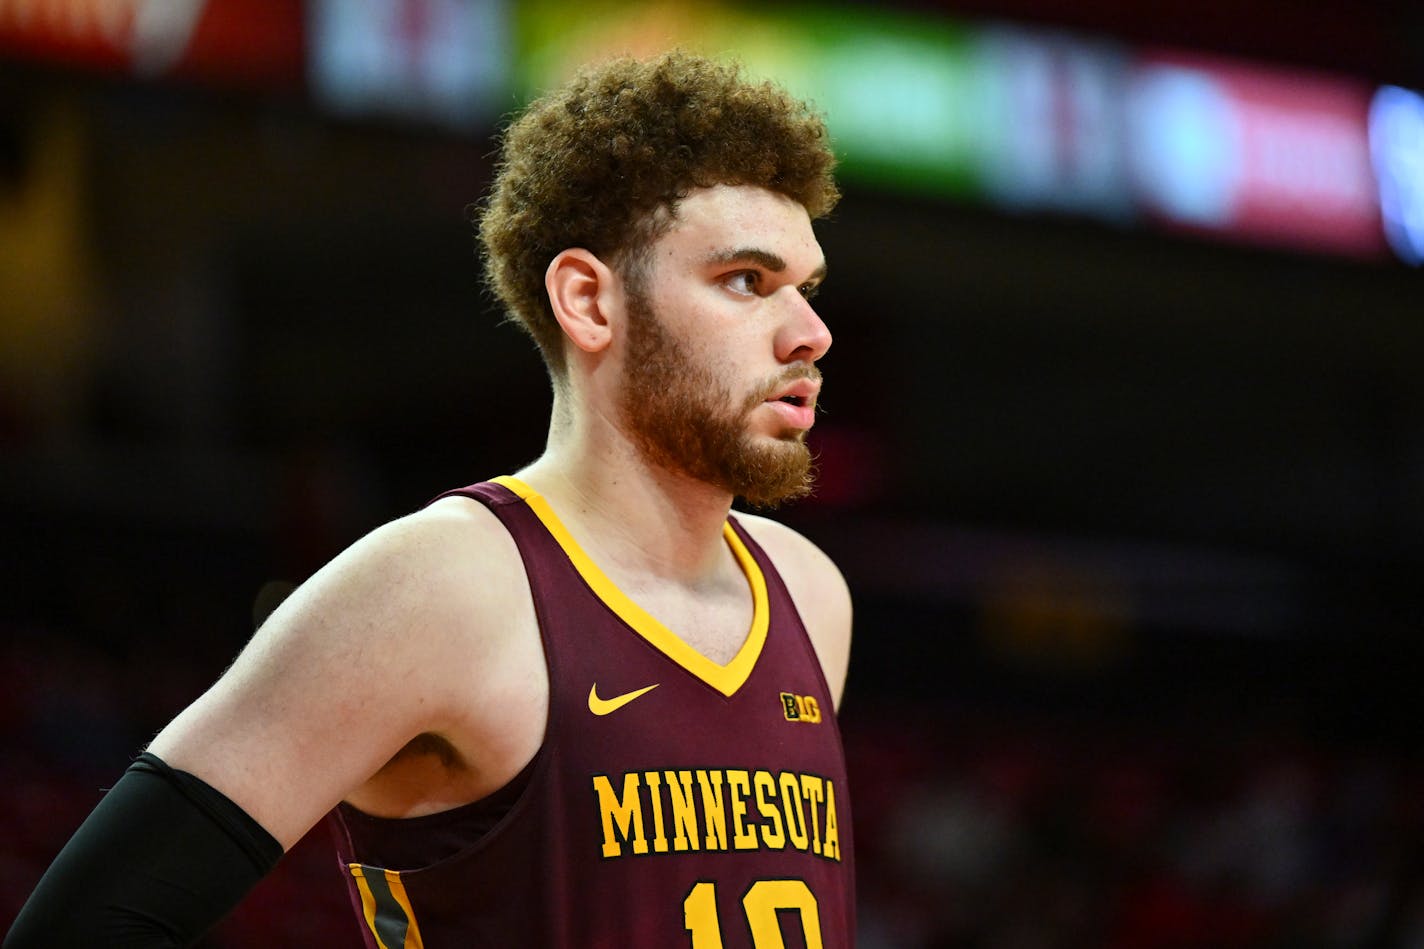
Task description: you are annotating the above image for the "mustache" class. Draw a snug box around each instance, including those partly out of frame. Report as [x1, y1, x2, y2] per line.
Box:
[746, 365, 823, 409]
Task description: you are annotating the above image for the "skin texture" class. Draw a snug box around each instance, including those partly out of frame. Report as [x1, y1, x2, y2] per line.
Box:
[619, 284, 822, 507]
[479, 52, 839, 376]
[146, 184, 852, 846]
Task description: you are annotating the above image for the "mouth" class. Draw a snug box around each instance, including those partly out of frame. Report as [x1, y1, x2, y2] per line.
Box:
[759, 375, 821, 432]
[763, 375, 821, 410]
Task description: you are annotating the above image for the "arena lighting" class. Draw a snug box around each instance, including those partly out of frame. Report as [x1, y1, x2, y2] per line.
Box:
[0, 0, 204, 73]
[1127, 65, 1241, 227]
[306, 0, 509, 129]
[0, 0, 304, 87]
[515, 0, 986, 198]
[1126, 53, 1385, 258]
[803, 21, 982, 199]
[1369, 85, 1424, 266]
[513, 1, 1405, 262]
[6, 0, 1412, 263]
[973, 26, 1133, 221]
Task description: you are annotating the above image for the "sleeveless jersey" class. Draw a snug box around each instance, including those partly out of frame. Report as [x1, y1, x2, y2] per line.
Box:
[327, 477, 855, 949]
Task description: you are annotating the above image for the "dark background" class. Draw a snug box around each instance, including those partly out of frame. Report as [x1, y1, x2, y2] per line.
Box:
[2, 1, 1421, 946]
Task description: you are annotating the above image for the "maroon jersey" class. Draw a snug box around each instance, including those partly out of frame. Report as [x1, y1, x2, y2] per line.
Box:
[327, 477, 855, 949]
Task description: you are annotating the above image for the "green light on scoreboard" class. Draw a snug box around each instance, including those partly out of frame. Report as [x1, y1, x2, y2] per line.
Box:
[512, 1, 987, 199]
[770, 7, 984, 199]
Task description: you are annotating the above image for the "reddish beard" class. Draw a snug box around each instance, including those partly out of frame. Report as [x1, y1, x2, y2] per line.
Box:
[618, 289, 819, 507]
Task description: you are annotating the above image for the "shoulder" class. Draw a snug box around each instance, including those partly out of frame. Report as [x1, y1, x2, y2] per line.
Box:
[366, 491, 519, 569]
[147, 490, 540, 846]
[273, 494, 528, 648]
[735, 513, 844, 588]
[735, 513, 852, 708]
[298, 494, 541, 697]
[380, 493, 526, 589]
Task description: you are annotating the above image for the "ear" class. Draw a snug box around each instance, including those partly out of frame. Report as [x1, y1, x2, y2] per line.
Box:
[545, 248, 617, 354]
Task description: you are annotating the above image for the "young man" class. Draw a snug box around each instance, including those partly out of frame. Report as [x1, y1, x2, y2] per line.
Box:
[6, 51, 853, 948]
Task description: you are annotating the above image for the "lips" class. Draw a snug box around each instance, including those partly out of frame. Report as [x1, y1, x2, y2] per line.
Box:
[762, 376, 820, 430]
[765, 377, 820, 409]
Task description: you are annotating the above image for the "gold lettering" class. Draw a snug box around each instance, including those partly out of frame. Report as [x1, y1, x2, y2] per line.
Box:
[664, 770, 700, 852]
[696, 770, 728, 851]
[823, 780, 840, 861]
[596, 767, 842, 862]
[592, 773, 647, 857]
[753, 770, 786, 849]
[779, 771, 809, 851]
[726, 769, 757, 850]
[800, 774, 825, 855]
[643, 770, 669, 853]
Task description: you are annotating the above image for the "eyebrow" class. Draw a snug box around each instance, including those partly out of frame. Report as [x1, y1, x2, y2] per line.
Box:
[705, 247, 828, 283]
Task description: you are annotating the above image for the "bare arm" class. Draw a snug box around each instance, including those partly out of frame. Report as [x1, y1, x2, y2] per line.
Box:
[148, 497, 539, 847]
[5, 498, 541, 947]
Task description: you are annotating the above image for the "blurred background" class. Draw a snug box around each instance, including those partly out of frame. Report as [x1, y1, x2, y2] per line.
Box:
[2, 1, 1422, 946]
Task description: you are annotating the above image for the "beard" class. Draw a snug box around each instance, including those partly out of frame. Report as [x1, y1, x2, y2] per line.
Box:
[617, 289, 818, 508]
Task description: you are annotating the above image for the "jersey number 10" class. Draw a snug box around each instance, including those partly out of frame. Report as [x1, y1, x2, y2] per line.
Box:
[684, 879, 824, 948]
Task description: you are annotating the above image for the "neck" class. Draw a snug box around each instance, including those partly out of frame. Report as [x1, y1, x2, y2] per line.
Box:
[515, 391, 737, 585]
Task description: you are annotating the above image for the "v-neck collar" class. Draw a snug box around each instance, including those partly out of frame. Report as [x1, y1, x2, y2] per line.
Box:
[492, 475, 768, 697]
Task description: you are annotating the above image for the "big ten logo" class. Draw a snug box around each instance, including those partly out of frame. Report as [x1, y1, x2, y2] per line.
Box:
[779, 692, 822, 724]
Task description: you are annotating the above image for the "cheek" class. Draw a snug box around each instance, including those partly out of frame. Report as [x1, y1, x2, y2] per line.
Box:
[676, 323, 738, 373]
[706, 345, 753, 391]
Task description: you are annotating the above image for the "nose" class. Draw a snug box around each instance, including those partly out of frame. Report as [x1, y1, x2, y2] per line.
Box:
[775, 289, 833, 364]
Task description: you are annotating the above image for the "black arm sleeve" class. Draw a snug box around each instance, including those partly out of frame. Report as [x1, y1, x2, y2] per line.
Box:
[4, 753, 283, 949]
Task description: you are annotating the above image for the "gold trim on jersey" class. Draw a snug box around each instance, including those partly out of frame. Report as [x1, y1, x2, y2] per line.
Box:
[349, 864, 426, 949]
[491, 475, 769, 697]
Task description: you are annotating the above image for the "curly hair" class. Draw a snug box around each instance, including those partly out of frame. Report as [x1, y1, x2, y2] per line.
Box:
[477, 50, 839, 378]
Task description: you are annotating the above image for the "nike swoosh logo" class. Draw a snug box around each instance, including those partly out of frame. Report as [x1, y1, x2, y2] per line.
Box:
[588, 682, 659, 716]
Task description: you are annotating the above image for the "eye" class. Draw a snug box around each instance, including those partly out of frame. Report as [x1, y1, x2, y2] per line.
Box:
[798, 282, 821, 301]
[724, 271, 760, 296]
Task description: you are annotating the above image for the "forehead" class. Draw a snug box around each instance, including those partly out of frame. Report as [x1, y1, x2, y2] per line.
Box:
[653, 184, 822, 271]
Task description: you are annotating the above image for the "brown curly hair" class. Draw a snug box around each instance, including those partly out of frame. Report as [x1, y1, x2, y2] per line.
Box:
[477, 50, 839, 378]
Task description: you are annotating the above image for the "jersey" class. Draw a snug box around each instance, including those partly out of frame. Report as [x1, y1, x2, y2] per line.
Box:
[327, 476, 855, 948]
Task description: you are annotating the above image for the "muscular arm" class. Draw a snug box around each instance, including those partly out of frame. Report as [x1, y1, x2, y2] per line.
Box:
[147, 498, 542, 845]
[5, 498, 542, 946]
[738, 515, 853, 709]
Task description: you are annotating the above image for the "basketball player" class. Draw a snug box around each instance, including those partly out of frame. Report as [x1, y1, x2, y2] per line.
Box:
[6, 51, 853, 948]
